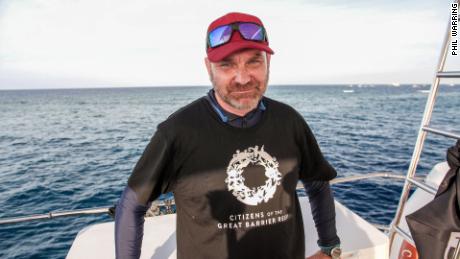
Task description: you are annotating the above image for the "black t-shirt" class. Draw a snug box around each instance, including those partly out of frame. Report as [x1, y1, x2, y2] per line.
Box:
[128, 96, 337, 259]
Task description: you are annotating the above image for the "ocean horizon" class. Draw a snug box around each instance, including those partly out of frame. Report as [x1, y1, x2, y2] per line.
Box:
[1, 83, 452, 91]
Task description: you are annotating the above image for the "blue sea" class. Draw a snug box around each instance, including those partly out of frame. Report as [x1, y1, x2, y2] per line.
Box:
[0, 85, 458, 258]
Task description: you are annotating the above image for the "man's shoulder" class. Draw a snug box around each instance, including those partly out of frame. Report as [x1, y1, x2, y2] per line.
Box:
[264, 96, 304, 120]
[157, 96, 208, 131]
[263, 96, 311, 134]
[168, 96, 207, 119]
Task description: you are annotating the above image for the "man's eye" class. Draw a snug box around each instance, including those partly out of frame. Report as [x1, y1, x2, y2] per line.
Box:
[249, 60, 261, 64]
[219, 63, 230, 67]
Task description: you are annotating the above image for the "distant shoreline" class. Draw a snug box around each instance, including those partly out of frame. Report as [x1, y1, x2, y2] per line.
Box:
[1, 83, 451, 91]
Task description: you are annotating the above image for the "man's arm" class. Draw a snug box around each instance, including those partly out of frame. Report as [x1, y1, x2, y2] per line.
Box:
[302, 180, 340, 253]
[115, 186, 150, 258]
[114, 129, 173, 259]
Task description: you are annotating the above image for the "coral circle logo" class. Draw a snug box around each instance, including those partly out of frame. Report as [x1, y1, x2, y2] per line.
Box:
[225, 145, 282, 206]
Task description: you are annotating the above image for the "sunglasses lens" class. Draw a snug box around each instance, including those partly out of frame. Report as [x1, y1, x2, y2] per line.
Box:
[238, 23, 264, 41]
[209, 25, 232, 48]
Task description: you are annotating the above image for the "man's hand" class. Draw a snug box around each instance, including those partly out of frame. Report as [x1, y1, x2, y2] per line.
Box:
[306, 250, 332, 259]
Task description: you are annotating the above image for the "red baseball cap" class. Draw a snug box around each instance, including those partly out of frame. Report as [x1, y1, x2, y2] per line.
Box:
[206, 12, 274, 62]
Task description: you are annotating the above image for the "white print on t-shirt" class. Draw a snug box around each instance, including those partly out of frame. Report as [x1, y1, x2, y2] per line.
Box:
[225, 145, 282, 206]
[217, 210, 289, 230]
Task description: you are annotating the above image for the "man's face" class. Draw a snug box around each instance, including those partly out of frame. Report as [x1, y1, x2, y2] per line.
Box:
[205, 49, 270, 111]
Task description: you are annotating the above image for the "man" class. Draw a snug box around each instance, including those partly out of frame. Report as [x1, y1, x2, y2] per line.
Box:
[115, 12, 341, 259]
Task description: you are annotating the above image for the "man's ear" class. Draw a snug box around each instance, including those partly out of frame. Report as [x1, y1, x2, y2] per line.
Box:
[205, 57, 212, 80]
[266, 53, 271, 68]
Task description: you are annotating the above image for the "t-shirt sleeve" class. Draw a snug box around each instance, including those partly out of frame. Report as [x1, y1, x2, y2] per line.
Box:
[296, 117, 337, 182]
[127, 129, 175, 205]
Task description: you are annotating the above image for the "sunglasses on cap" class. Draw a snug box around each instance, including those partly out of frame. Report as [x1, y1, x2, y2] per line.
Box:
[207, 22, 268, 49]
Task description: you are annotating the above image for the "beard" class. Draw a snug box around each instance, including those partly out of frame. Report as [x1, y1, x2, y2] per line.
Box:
[212, 72, 269, 111]
[217, 82, 262, 110]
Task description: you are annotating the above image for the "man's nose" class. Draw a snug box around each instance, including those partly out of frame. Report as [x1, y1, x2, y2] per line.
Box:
[234, 67, 250, 85]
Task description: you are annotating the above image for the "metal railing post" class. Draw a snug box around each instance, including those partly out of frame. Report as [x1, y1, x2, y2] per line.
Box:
[388, 12, 455, 250]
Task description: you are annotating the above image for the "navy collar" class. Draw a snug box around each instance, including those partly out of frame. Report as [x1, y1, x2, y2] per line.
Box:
[205, 89, 266, 123]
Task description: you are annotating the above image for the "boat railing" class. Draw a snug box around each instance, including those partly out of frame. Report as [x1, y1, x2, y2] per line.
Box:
[0, 172, 420, 231]
[388, 0, 460, 249]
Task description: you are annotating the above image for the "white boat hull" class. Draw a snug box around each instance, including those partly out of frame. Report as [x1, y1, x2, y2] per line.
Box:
[389, 162, 449, 259]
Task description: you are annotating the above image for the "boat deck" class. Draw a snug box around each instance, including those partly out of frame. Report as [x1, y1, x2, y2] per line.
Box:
[67, 197, 389, 258]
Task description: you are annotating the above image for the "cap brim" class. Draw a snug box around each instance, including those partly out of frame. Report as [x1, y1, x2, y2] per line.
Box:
[207, 41, 274, 62]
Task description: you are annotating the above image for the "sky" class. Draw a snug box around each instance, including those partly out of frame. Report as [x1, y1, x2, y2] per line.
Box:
[0, 0, 457, 90]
